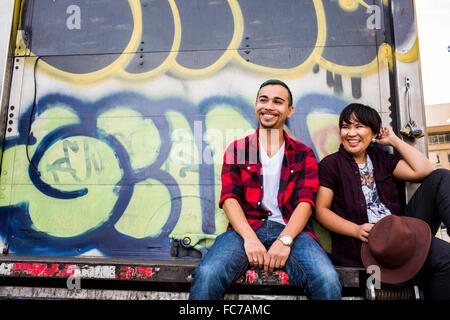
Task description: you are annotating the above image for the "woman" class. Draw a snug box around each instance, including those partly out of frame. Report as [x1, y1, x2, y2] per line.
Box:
[315, 103, 450, 299]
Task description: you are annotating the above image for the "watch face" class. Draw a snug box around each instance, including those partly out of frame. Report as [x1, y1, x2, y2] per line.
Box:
[279, 235, 292, 246]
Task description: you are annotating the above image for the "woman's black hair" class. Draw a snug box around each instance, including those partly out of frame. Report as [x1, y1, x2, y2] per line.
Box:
[339, 103, 382, 134]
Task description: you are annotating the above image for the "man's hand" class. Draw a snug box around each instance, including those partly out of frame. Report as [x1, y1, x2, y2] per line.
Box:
[223, 198, 268, 269]
[264, 240, 291, 274]
[244, 237, 267, 269]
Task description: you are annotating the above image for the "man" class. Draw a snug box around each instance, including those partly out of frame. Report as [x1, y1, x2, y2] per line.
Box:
[189, 80, 341, 300]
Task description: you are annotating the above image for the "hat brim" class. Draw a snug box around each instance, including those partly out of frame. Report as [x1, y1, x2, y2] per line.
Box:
[361, 216, 432, 285]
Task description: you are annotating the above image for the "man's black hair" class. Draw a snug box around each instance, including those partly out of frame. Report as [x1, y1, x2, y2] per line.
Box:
[257, 79, 293, 106]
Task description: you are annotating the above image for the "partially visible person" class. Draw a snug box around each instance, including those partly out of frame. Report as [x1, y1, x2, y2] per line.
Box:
[315, 103, 450, 299]
[189, 80, 341, 300]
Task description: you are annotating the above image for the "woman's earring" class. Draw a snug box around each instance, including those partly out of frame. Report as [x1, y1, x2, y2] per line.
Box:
[371, 137, 377, 143]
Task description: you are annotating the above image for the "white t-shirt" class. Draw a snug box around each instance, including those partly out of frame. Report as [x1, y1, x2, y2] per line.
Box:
[259, 141, 286, 226]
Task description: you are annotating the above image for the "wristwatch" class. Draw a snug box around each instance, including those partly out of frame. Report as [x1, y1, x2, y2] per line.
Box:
[277, 234, 293, 247]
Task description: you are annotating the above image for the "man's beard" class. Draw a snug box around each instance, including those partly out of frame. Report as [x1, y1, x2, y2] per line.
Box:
[259, 114, 280, 129]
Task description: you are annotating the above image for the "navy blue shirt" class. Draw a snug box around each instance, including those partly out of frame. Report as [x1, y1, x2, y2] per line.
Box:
[319, 145, 402, 266]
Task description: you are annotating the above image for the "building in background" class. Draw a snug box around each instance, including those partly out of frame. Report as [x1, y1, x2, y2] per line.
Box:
[425, 103, 450, 170]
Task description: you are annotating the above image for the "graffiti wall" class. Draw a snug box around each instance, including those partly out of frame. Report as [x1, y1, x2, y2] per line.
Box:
[0, 0, 419, 259]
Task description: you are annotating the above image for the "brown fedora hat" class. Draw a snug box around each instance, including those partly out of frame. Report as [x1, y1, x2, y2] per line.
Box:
[361, 214, 432, 284]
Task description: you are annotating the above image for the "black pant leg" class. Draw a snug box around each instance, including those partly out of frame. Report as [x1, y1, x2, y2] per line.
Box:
[420, 237, 450, 300]
[403, 169, 450, 235]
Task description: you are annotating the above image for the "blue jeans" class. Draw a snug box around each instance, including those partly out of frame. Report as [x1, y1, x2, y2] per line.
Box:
[189, 220, 342, 300]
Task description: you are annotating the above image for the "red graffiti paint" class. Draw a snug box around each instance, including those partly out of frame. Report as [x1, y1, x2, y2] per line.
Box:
[118, 266, 134, 279]
[12, 263, 64, 277]
[8, 262, 160, 281]
[276, 271, 290, 285]
[245, 270, 258, 283]
[311, 124, 340, 158]
[136, 267, 156, 279]
[118, 266, 156, 280]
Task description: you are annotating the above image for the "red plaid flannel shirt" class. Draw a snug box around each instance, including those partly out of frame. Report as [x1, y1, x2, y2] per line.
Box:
[219, 129, 319, 234]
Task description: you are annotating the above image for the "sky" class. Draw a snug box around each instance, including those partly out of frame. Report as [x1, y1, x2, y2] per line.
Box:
[415, 0, 450, 106]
